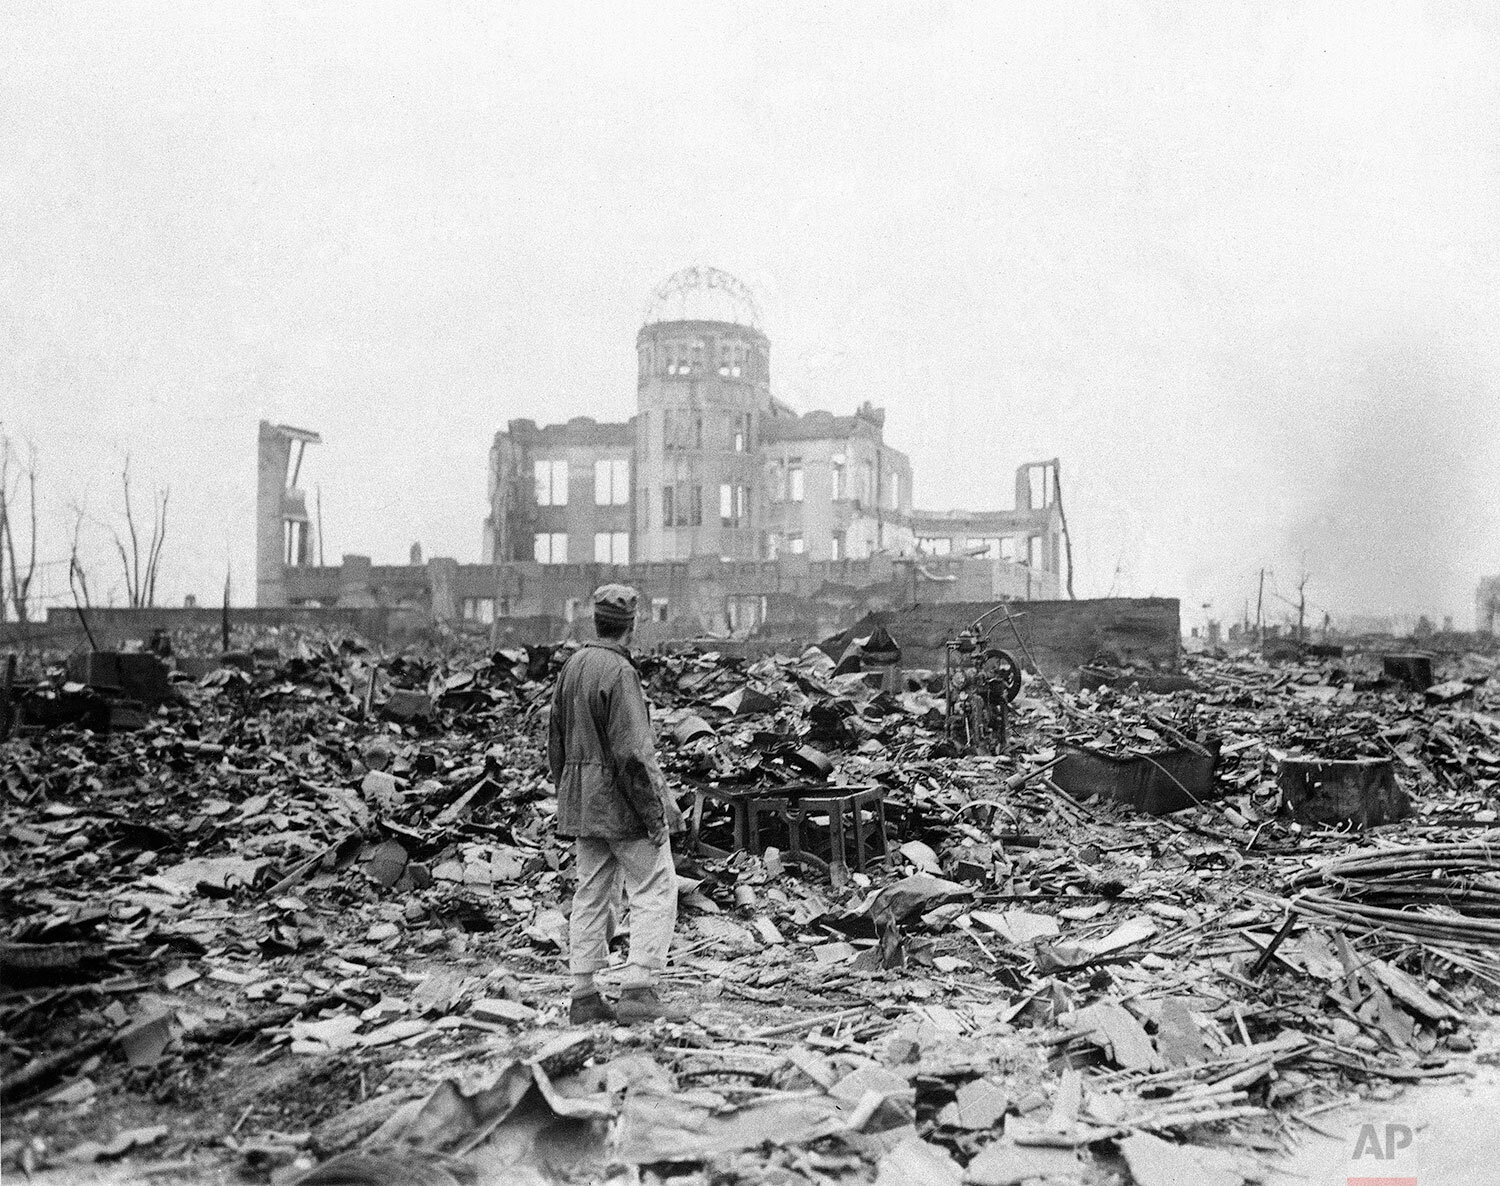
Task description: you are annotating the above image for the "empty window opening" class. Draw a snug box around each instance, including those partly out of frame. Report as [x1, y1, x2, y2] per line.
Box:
[462, 598, 495, 624]
[283, 520, 312, 567]
[594, 458, 629, 506]
[533, 532, 567, 564]
[726, 594, 768, 635]
[720, 482, 749, 527]
[594, 531, 629, 564]
[534, 460, 568, 506]
[663, 483, 701, 527]
[1022, 464, 1056, 510]
[717, 341, 748, 378]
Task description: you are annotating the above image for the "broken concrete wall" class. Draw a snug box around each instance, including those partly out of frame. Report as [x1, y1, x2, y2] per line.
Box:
[255, 421, 321, 608]
[33, 606, 430, 652]
[279, 552, 1050, 639]
[1479, 575, 1500, 634]
[26, 596, 1180, 677]
[847, 598, 1182, 681]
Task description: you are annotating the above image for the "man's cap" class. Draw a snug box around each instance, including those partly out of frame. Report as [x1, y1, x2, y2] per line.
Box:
[593, 583, 639, 628]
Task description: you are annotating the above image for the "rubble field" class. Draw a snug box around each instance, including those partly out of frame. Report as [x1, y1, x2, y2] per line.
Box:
[4, 627, 1500, 1185]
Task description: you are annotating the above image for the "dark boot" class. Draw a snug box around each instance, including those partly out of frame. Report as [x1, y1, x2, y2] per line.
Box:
[569, 991, 616, 1025]
[616, 985, 691, 1025]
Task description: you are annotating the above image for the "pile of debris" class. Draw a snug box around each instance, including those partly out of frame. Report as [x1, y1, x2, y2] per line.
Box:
[2, 631, 1499, 1183]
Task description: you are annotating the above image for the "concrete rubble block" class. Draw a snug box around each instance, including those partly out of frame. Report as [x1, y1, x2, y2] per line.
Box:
[1053, 741, 1220, 815]
[65, 652, 173, 707]
[172, 652, 255, 680]
[1425, 680, 1474, 705]
[106, 702, 150, 732]
[360, 771, 406, 814]
[173, 656, 222, 680]
[469, 998, 537, 1025]
[1278, 756, 1409, 828]
[964, 1135, 1082, 1185]
[711, 687, 777, 715]
[1076, 665, 1197, 694]
[1382, 653, 1434, 691]
[362, 840, 409, 888]
[380, 689, 435, 724]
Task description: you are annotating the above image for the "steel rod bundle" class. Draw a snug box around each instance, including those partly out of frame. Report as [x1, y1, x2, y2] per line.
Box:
[1292, 892, 1500, 946]
[1298, 841, 1500, 883]
[1290, 841, 1500, 945]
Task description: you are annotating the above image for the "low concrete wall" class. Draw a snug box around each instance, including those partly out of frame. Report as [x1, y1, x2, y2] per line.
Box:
[15, 598, 1180, 680]
[280, 553, 1059, 638]
[22, 606, 431, 653]
[852, 598, 1182, 679]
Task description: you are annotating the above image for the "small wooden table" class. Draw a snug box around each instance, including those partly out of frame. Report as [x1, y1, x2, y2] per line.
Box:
[688, 783, 890, 887]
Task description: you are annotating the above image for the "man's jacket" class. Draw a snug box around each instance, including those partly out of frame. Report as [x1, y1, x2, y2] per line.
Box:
[548, 640, 682, 840]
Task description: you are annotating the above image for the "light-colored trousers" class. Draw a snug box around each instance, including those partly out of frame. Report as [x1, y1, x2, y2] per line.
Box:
[569, 835, 676, 987]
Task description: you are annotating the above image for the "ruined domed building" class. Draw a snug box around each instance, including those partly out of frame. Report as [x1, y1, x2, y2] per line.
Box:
[476, 268, 1064, 636]
[263, 268, 1067, 640]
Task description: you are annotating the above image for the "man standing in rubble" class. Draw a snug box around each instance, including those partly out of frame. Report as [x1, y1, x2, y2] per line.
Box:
[550, 583, 687, 1025]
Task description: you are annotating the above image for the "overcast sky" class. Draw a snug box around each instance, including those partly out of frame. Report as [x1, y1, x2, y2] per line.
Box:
[4, 1, 1497, 630]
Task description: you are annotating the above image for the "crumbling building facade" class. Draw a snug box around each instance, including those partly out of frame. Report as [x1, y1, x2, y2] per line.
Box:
[255, 422, 321, 608]
[270, 268, 1069, 637]
[483, 268, 1054, 580]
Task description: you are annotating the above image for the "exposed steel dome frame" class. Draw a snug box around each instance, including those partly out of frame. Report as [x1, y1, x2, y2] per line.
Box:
[643, 266, 761, 330]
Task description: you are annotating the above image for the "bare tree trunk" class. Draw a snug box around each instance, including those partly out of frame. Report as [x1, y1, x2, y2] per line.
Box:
[126, 460, 142, 605]
[108, 455, 169, 607]
[68, 505, 97, 650]
[0, 437, 39, 623]
[1051, 458, 1076, 600]
[143, 487, 168, 607]
[0, 446, 11, 622]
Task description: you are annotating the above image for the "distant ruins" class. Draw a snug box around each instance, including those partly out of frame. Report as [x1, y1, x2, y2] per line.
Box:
[1479, 575, 1500, 634]
[257, 268, 1072, 641]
